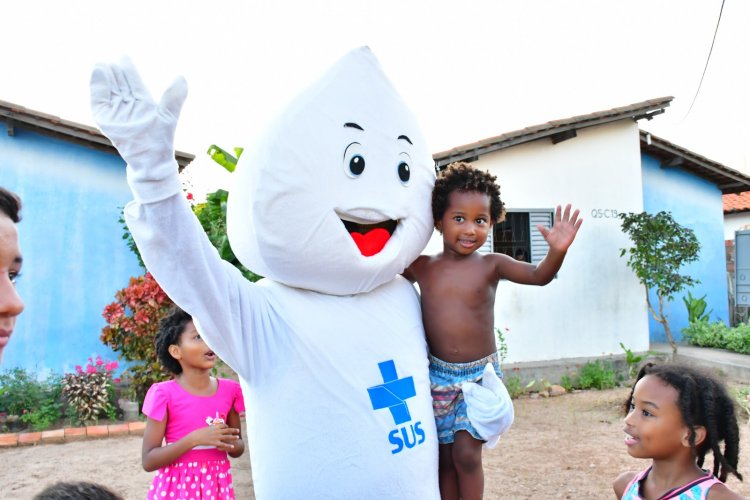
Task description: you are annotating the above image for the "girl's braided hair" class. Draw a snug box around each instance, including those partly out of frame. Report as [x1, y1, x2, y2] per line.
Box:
[625, 362, 742, 482]
[432, 162, 504, 228]
[155, 306, 193, 375]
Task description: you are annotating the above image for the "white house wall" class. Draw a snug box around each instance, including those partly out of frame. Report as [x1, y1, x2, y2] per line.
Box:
[425, 120, 649, 363]
[725, 212, 750, 240]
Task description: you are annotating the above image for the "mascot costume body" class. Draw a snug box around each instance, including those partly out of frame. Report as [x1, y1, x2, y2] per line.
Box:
[91, 48, 441, 498]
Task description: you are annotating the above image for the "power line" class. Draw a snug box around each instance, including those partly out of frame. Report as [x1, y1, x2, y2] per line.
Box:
[684, 0, 725, 119]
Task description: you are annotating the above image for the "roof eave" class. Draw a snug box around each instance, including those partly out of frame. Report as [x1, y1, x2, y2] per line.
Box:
[433, 96, 673, 167]
[640, 130, 750, 195]
[0, 100, 195, 169]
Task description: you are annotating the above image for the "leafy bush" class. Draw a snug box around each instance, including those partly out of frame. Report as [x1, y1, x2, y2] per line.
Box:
[577, 361, 618, 390]
[682, 320, 729, 349]
[0, 368, 40, 415]
[559, 374, 575, 392]
[724, 323, 750, 355]
[0, 368, 63, 431]
[682, 317, 750, 355]
[62, 356, 119, 425]
[20, 380, 63, 431]
[503, 375, 530, 399]
[503, 375, 519, 398]
[101, 273, 173, 403]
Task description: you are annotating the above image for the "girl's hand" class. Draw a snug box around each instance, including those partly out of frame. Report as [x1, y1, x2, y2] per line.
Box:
[538, 204, 582, 253]
[189, 423, 241, 451]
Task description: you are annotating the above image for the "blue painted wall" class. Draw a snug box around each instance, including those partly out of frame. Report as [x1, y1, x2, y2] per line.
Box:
[0, 127, 142, 377]
[641, 153, 729, 342]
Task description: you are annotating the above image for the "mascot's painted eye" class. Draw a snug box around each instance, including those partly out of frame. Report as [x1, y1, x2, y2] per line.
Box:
[397, 161, 410, 184]
[343, 142, 366, 178]
[350, 156, 365, 176]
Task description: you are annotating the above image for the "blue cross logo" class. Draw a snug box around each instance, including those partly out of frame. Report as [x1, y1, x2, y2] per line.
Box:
[367, 360, 416, 425]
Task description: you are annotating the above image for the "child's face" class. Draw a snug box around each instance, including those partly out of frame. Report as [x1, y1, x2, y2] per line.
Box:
[623, 375, 693, 460]
[0, 213, 23, 363]
[172, 320, 217, 370]
[436, 190, 492, 257]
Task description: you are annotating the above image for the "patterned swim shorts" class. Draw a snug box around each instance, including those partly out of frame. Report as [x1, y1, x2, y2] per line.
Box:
[429, 352, 502, 444]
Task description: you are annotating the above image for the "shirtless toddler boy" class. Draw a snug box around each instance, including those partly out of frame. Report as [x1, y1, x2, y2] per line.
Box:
[404, 162, 582, 500]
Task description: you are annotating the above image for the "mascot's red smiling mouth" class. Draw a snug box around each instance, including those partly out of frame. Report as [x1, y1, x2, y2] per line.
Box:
[341, 219, 398, 257]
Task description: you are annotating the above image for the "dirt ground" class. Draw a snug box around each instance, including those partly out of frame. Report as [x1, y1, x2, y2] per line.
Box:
[3, 387, 750, 499]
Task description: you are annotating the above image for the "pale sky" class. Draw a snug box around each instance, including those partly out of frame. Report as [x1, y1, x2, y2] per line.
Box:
[3, 0, 749, 195]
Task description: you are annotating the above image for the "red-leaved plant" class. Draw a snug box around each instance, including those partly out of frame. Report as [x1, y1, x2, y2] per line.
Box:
[101, 273, 174, 402]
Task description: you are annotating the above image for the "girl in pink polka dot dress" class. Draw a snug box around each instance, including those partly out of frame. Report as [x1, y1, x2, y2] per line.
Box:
[142, 307, 246, 499]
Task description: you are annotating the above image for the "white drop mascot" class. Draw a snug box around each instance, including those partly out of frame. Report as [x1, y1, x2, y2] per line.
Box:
[91, 48, 442, 498]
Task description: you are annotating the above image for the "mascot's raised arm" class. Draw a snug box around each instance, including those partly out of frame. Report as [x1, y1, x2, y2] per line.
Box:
[90, 48, 440, 499]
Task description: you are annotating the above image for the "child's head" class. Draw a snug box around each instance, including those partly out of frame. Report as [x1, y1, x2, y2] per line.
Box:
[34, 481, 123, 500]
[156, 306, 215, 374]
[624, 362, 742, 482]
[432, 162, 504, 229]
[0, 187, 24, 364]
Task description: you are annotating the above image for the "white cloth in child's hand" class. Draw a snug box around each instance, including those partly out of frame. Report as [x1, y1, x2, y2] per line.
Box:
[462, 363, 514, 449]
[90, 57, 187, 204]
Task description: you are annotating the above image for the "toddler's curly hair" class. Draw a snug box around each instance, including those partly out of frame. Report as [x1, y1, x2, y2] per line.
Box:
[155, 306, 193, 375]
[432, 162, 504, 229]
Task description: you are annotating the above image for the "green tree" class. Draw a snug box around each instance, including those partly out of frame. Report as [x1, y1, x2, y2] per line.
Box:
[619, 211, 700, 353]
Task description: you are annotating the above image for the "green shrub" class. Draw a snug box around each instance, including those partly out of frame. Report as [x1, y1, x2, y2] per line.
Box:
[681, 320, 728, 348]
[577, 360, 618, 390]
[21, 395, 63, 431]
[0, 368, 63, 431]
[0, 368, 38, 415]
[503, 375, 526, 399]
[725, 323, 750, 355]
[682, 318, 750, 355]
[559, 374, 575, 392]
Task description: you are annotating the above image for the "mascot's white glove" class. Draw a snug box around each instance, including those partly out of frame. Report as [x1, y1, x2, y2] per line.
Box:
[462, 363, 514, 449]
[90, 57, 188, 204]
